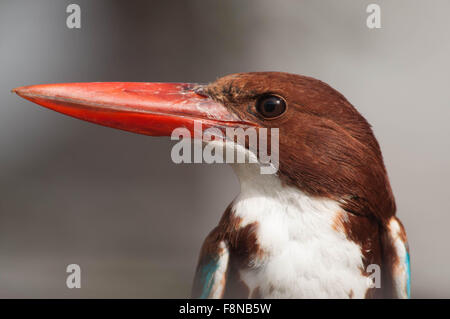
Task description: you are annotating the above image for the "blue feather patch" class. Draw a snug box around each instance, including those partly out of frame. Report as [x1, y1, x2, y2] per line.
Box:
[199, 260, 219, 299]
[405, 250, 411, 298]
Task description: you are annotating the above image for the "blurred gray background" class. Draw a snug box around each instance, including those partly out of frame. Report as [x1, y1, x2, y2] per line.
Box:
[0, 0, 449, 298]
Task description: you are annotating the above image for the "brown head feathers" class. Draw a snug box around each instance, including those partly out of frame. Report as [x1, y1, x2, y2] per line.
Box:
[204, 72, 396, 224]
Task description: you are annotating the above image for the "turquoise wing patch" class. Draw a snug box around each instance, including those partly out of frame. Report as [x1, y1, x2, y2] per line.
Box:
[192, 239, 229, 299]
[198, 260, 220, 299]
[405, 250, 411, 298]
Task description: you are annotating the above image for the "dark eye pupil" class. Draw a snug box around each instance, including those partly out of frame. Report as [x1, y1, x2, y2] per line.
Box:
[256, 95, 286, 118]
[264, 100, 277, 113]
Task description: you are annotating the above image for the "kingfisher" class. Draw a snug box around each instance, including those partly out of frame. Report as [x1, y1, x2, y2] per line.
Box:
[13, 72, 410, 299]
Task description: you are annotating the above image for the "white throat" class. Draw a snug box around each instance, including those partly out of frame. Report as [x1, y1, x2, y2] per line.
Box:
[229, 162, 370, 298]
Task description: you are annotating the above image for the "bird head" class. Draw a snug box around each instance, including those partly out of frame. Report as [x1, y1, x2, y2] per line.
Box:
[13, 72, 395, 222]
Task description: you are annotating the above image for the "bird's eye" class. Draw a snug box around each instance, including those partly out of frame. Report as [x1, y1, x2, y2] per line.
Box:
[256, 95, 286, 119]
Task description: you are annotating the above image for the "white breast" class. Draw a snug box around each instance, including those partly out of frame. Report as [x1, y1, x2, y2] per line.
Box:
[230, 162, 370, 298]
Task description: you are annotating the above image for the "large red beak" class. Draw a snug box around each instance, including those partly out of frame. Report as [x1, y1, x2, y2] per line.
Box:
[12, 82, 255, 136]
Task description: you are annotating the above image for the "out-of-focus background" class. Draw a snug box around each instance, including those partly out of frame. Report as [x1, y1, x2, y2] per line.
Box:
[0, 0, 449, 298]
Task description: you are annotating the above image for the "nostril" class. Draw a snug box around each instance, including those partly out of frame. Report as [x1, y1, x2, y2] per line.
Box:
[194, 85, 209, 97]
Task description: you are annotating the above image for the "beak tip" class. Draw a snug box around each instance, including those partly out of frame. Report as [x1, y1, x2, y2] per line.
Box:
[11, 86, 26, 96]
[12, 86, 37, 100]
